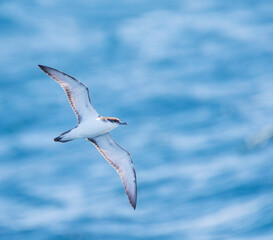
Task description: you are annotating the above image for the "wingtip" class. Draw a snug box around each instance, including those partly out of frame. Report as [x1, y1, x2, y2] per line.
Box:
[129, 196, 137, 210]
[122, 182, 137, 210]
[38, 64, 56, 72]
[38, 64, 47, 71]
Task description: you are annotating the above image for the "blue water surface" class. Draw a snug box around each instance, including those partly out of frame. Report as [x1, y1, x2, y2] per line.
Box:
[1, 0, 273, 239]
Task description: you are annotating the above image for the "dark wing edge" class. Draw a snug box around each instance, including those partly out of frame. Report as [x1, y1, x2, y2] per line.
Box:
[87, 134, 137, 209]
[38, 65, 97, 123]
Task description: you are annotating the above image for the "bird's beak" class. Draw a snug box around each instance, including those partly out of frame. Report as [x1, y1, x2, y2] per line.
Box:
[120, 122, 128, 125]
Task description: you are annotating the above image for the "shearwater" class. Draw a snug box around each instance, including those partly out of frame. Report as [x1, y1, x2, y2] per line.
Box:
[38, 65, 137, 209]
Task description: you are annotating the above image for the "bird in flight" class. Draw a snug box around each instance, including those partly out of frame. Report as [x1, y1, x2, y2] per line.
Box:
[38, 65, 137, 209]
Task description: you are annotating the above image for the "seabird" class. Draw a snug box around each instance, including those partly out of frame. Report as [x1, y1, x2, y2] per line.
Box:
[38, 65, 137, 209]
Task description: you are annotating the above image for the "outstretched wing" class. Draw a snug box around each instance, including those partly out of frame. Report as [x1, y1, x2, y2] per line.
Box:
[38, 65, 99, 123]
[87, 133, 137, 209]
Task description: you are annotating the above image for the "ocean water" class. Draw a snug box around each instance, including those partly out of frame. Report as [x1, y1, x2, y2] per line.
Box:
[1, 0, 273, 239]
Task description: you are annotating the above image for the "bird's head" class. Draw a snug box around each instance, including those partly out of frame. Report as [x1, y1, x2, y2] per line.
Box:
[101, 117, 127, 126]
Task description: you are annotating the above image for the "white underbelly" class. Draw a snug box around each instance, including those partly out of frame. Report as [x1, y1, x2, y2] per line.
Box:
[72, 120, 114, 139]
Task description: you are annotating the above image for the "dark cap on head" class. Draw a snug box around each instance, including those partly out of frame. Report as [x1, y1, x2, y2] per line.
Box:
[101, 117, 127, 125]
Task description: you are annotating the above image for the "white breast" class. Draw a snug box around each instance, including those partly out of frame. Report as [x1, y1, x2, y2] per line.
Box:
[72, 118, 117, 139]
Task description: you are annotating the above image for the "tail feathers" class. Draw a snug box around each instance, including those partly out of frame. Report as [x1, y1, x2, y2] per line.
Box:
[54, 136, 72, 143]
[54, 129, 74, 143]
[54, 136, 61, 142]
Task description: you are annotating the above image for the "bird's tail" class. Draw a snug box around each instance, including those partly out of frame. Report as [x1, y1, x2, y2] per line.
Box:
[54, 129, 74, 143]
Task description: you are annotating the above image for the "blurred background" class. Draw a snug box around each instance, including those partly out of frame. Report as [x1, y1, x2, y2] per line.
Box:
[1, 0, 273, 239]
